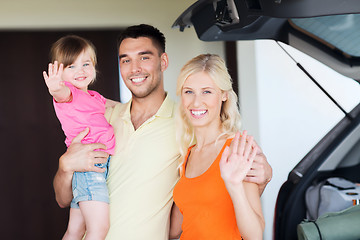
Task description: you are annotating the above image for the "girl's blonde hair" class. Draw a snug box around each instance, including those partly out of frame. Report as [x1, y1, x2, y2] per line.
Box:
[176, 54, 242, 169]
[50, 35, 97, 82]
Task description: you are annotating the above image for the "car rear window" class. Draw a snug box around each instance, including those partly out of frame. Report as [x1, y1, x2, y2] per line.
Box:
[290, 14, 360, 57]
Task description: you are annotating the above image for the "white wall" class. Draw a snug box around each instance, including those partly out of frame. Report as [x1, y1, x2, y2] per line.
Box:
[238, 40, 360, 239]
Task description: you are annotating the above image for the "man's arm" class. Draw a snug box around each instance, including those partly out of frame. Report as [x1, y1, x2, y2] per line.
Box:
[169, 203, 183, 239]
[244, 141, 272, 195]
[53, 157, 75, 208]
[53, 128, 109, 208]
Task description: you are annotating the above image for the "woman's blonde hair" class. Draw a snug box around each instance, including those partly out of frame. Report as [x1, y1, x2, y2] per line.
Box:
[176, 54, 242, 169]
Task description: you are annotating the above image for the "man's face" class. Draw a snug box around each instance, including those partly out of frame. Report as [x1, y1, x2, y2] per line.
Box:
[118, 37, 168, 99]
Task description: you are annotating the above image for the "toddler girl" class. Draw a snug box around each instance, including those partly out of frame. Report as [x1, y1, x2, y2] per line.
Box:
[43, 35, 115, 239]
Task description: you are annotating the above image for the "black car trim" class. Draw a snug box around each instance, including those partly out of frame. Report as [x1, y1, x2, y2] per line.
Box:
[173, 1, 360, 80]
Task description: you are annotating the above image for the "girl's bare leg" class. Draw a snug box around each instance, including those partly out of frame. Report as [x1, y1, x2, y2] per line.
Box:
[62, 208, 86, 240]
[79, 201, 109, 240]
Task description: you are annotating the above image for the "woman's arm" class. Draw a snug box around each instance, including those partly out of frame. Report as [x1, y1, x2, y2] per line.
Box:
[53, 128, 109, 207]
[220, 131, 265, 239]
[227, 182, 265, 240]
[169, 202, 183, 239]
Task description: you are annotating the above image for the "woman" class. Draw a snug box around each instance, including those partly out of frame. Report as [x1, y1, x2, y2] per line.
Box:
[170, 54, 265, 239]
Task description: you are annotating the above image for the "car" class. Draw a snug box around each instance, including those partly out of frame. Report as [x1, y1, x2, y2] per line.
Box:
[172, 1, 360, 239]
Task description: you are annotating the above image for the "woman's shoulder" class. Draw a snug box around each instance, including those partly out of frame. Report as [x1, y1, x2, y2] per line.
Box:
[223, 134, 235, 146]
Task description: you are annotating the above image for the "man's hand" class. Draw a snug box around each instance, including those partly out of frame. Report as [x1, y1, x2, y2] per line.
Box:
[53, 128, 109, 207]
[244, 140, 272, 195]
[61, 128, 109, 173]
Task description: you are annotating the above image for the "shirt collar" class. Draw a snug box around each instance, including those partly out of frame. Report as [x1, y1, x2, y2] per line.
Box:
[121, 93, 175, 120]
[155, 93, 175, 118]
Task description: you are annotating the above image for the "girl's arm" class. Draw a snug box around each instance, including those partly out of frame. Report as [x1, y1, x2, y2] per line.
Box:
[43, 61, 72, 103]
[220, 131, 265, 240]
[169, 202, 183, 239]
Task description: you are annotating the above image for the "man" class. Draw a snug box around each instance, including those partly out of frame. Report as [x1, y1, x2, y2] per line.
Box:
[53, 24, 272, 239]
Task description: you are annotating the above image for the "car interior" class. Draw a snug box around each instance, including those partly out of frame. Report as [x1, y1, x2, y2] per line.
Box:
[173, 0, 360, 239]
[275, 103, 360, 239]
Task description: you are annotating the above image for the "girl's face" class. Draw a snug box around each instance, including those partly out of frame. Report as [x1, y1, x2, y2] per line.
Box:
[61, 50, 95, 92]
[181, 71, 227, 130]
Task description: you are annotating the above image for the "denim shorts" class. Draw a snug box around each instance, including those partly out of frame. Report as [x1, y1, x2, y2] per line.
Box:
[70, 156, 111, 208]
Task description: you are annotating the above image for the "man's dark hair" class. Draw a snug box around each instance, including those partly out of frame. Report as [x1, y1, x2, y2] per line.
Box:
[117, 24, 166, 54]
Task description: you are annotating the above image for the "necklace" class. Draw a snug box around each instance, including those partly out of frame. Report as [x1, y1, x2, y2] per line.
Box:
[194, 135, 223, 152]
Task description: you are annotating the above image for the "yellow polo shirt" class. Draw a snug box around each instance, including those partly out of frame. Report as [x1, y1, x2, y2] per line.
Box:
[104, 95, 180, 240]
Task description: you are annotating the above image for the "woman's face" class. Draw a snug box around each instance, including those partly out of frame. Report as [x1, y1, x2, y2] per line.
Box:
[181, 71, 227, 130]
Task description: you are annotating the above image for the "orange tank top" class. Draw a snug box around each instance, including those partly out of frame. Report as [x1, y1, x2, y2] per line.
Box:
[173, 139, 242, 240]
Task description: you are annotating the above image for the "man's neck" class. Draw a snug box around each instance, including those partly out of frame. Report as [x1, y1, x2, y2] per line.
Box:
[130, 91, 166, 130]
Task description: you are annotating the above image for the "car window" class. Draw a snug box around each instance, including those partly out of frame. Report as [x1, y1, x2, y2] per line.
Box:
[291, 14, 360, 57]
